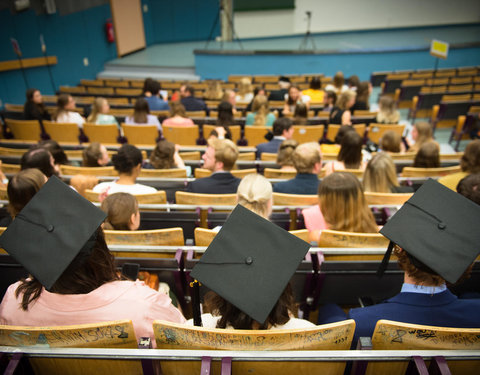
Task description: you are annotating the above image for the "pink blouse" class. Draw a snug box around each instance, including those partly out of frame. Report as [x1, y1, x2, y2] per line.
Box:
[0, 280, 185, 347]
[302, 205, 327, 232]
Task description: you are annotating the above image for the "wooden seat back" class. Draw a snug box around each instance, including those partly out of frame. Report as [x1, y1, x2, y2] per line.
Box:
[154, 319, 355, 375]
[105, 227, 184, 246]
[364, 192, 413, 205]
[122, 124, 159, 146]
[0, 186, 7, 200]
[236, 152, 256, 161]
[0, 146, 29, 156]
[325, 124, 366, 143]
[83, 123, 119, 144]
[260, 152, 277, 161]
[367, 123, 405, 144]
[194, 168, 256, 179]
[244, 126, 270, 146]
[1, 163, 21, 174]
[185, 111, 206, 117]
[43, 121, 80, 143]
[292, 125, 325, 143]
[162, 125, 199, 145]
[401, 165, 461, 177]
[0, 320, 142, 375]
[60, 165, 117, 176]
[138, 168, 187, 178]
[5, 119, 42, 141]
[264, 168, 297, 179]
[179, 151, 201, 160]
[84, 189, 166, 204]
[203, 124, 241, 143]
[366, 320, 480, 375]
[272, 192, 318, 206]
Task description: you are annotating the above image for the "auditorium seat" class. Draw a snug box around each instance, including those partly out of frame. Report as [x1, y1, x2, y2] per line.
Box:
[292, 124, 325, 144]
[260, 152, 277, 161]
[193, 168, 256, 179]
[122, 124, 159, 145]
[43, 121, 81, 143]
[153, 319, 355, 375]
[0, 320, 143, 375]
[105, 227, 184, 247]
[363, 320, 480, 375]
[83, 123, 119, 144]
[243, 126, 270, 147]
[364, 192, 413, 205]
[264, 168, 296, 179]
[325, 124, 366, 143]
[5, 119, 42, 141]
[60, 165, 117, 176]
[162, 125, 199, 146]
[401, 165, 461, 177]
[202, 124, 241, 143]
[138, 168, 187, 178]
[84, 189, 167, 204]
[367, 123, 405, 145]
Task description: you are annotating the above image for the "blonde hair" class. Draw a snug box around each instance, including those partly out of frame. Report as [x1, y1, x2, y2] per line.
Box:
[237, 77, 252, 97]
[319, 172, 378, 233]
[101, 192, 139, 230]
[237, 174, 272, 219]
[293, 142, 321, 174]
[363, 153, 399, 193]
[336, 90, 356, 111]
[169, 101, 187, 117]
[377, 95, 400, 124]
[276, 139, 298, 167]
[409, 122, 433, 153]
[87, 97, 108, 123]
[252, 94, 269, 126]
[380, 130, 402, 153]
[210, 138, 238, 171]
[204, 81, 224, 100]
[333, 71, 345, 90]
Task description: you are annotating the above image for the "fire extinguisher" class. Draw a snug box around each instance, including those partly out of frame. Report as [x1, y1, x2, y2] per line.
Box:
[105, 19, 114, 43]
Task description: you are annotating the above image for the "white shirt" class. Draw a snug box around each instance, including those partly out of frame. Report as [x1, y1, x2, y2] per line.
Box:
[56, 111, 85, 129]
[186, 313, 316, 329]
[93, 181, 157, 195]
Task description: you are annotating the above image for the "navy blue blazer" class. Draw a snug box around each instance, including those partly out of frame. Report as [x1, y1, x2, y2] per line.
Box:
[255, 138, 283, 159]
[186, 172, 241, 194]
[181, 97, 207, 112]
[349, 290, 480, 344]
[273, 173, 319, 195]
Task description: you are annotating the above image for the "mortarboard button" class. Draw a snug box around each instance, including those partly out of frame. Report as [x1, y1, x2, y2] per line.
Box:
[47, 225, 54, 232]
[437, 223, 446, 230]
[245, 256, 253, 265]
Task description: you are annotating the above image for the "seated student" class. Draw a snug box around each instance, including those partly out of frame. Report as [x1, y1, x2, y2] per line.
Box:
[407, 122, 436, 153]
[322, 90, 337, 113]
[376, 95, 400, 124]
[245, 95, 276, 127]
[125, 98, 162, 131]
[413, 141, 440, 168]
[379, 130, 403, 153]
[54, 94, 85, 128]
[0, 177, 185, 346]
[144, 139, 185, 170]
[209, 101, 233, 140]
[87, 97, 119, 127]
[293, 102, 308, 125]
[236, 173, 273, 219]
[101, 192, 140, 231]
[179, 85, 207, 112]
[363, 153, 413, 193]
[273, 142, 322, 195]
[268, 76, 291, 101]
[302, 77, 324, 103]
[348, 179, 480, 344]
[350, 81, 370, 113]
[329, 90, 356, 126]
[82, 142, 110, 167]
[276, 139, 298, 172]
[38, 140, 69, 167]
[457, 173, 480, 205]
[222, 89, 238, 114]
[324, 130, 366, 175]
[256, 118, 294, 159]
[283, 86, 309, 116]
[438, 140, 480, 190]
[161, 101, 195, 127]
[303, 172, 378, 241]
[186, 204, 314, 330]
[203, 80, 224, 101]
[143, 79, 169, 110]
[21, 147, 60, 177]
[93, 144, 157, 195]
[245, 86, 266, 112]
[325, 71, 349, 95]
[347, 75, 360, 91]
[235, 77, 254, 104]
[23, 88, 51, 121]
[187, 139, 240, 194]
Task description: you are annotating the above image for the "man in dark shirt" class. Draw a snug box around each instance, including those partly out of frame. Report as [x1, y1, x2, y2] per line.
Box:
[268, 76, 291, 101]
[180, 85, 207, 112]
[187, 139, 240, 194]
[256, 118, 294, 159]
[273, 142, 322, 195]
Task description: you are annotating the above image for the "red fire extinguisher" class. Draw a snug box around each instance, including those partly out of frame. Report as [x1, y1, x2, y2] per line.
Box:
[105, 19, 114, 43]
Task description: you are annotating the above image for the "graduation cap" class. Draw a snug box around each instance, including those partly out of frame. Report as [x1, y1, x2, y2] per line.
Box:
[0, 176, 106, 290]
[378, 178, 480, 284]
[190, 204, 310, 325]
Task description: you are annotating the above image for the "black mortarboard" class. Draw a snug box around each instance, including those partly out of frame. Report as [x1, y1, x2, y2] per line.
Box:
[0, 176, 106, 290]
[190, 204, 310, 324]
[378, 178, 480, 284]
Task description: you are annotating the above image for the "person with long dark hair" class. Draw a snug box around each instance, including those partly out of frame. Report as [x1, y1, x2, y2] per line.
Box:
[324, 130, 366, 175]
[23, 88, 51, 121]
[125, 98, 162, 131]
[209, 101, 233, 140]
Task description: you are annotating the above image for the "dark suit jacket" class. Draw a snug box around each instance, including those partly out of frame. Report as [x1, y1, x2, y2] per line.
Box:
[256, 138, 283, 159]
[348, 290, 480, 344]
[181, 97, 207, 112]
[272, 173, 319, 195]
[186, 172, 241, 194]
[268, 89, 288, 101]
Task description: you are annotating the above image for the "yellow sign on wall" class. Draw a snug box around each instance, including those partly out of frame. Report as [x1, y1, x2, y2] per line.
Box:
[430, 39, 449, 59]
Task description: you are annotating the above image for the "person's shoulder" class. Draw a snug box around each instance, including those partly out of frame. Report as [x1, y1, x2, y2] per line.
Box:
[274, 318, 316, 330]
[134, 184, 157, 194]
[92, 181, 112, 192]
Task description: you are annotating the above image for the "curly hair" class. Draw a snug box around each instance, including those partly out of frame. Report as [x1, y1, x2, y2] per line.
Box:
[112, 144, 143, 174]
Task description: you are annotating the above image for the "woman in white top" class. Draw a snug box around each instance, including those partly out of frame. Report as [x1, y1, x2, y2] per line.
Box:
[125, 98, 162, 131]
[324, 71, 349, 95]
[87, 97, 119, 127]
[93, 144, 156, 195]
[54, 94, 85, 128]
[235, 77, 254, 104]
